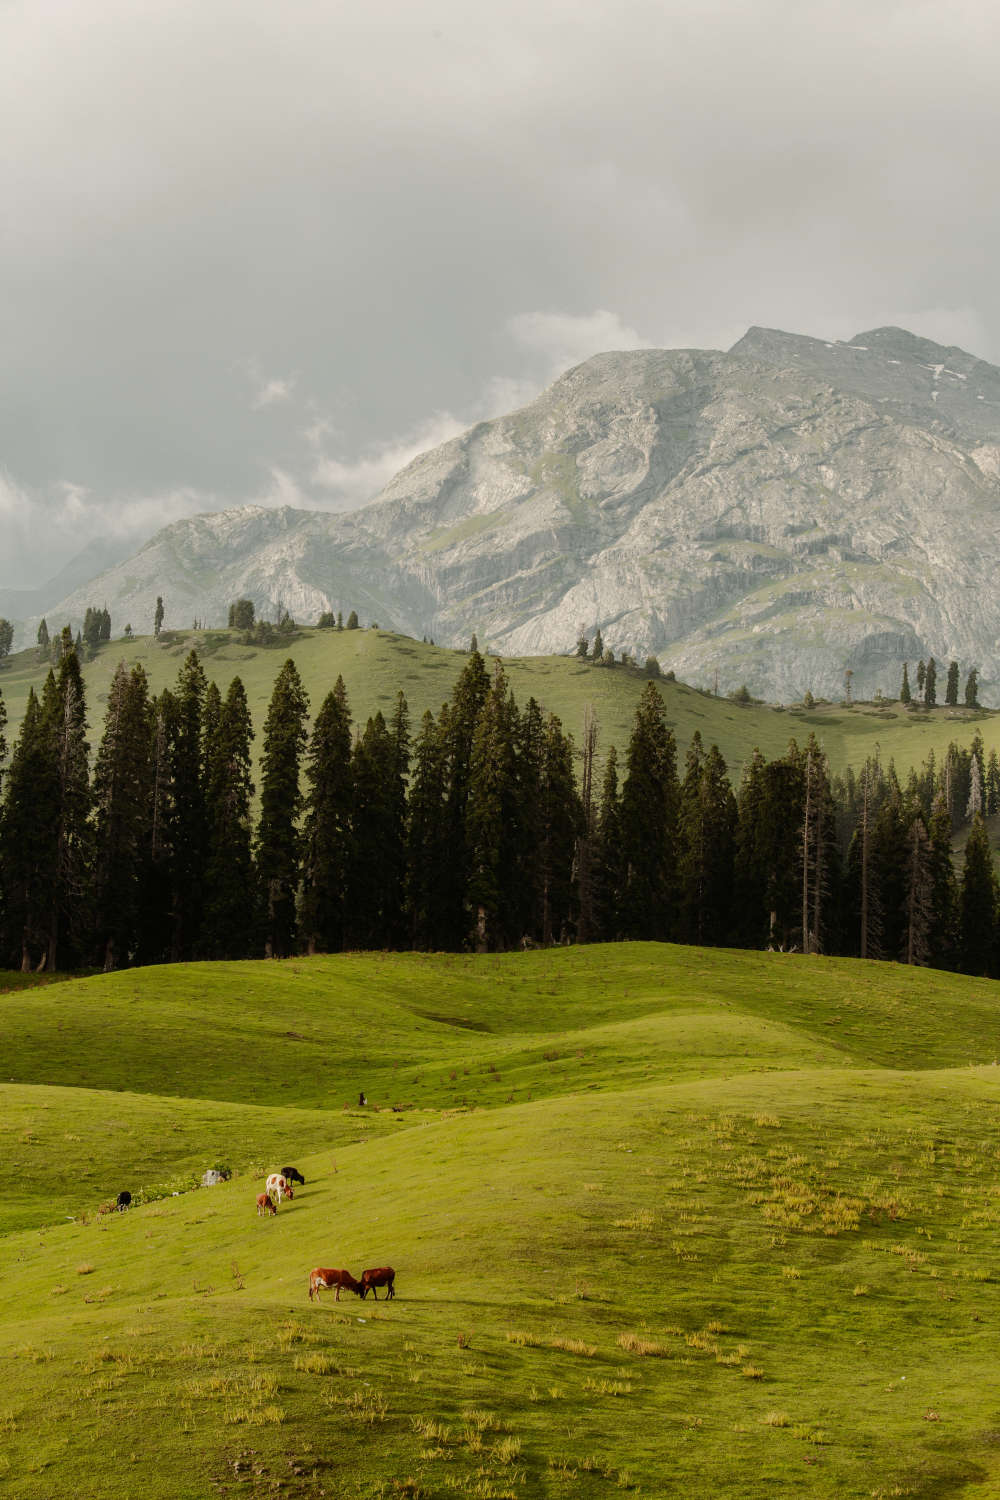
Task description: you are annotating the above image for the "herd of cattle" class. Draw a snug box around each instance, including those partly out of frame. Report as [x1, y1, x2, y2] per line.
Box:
[114, 1165, 396, 1304]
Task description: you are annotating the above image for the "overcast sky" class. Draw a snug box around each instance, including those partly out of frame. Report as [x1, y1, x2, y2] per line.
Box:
[2, 0, 999, 586]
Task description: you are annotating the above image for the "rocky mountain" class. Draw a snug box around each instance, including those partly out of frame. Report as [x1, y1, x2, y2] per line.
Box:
[32, 325, 1000, 701]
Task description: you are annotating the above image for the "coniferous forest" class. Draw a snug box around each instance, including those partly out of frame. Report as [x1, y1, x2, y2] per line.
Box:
[0, 635, 997, 976]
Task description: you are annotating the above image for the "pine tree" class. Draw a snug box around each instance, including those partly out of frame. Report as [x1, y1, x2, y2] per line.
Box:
[0, 620, 13, 659]
[959, 813, 997, 976]
[594, 745, 623, 939]
[799, 736, 836, 955]
[300, 678, 353, 954]
[916, 660, 926, 695]
[256, 660, 309, 957]
[964, 668, 980, 708]
[967, 752, 984, 821]
[591, 628, 604, 662]
[678, 733, 737, 946]
[137, 688, 177, 964]
[0, 686, 6, 798]
[167, 651, 208, 961]
[927, 791, 958, 969]
[575, 635, 589, 658]
[405, 709, 450, 949]
[346, 611, 359, 630]
[92, 663, 153, 969]
[575, 706, 599, 943]
[924, 656, 937, 707]
[987, 750, 1000, 816]
[154, 597, 164, 637]
[466, 661, 521, 949]
[899, 662, 911, 704]
[536, 714, 583, 945]
[438, 648, 490, 946]
[619, 681, 678, 939]
[0, 689, 59, 969]
[945, 660, 960, 706]
[345, 706, 408, 949]
[202, 677, 256, 958]
[43, 648, 92, 969]
[36, 618, 49, 653]
[901, 815, 933, 965]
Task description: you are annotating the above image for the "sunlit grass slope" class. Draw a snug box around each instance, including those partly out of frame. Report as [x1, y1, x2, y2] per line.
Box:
[1, 627, 995, 778]
[4, 945, 1000, 1496]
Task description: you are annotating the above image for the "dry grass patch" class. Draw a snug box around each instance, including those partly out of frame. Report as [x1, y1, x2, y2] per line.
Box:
[617, 1331, 670, 1357]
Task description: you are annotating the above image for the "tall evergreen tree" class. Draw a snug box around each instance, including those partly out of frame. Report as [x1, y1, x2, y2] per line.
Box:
[959, 814, 997, 976]
[619, 682, 678, 940]
[346, 707, 408, 949]
[36, 618, 49, 653]
[406, 708, 451, 949]
[300, 677, 353, 954]
[678, 734, 737, 946]
[575, 706, 599, 943]
[202, 677, 256, 958]
[945, 660, 960, 706]
[964, 667, 980, 708]
[594, 745, 623, 940]
[466, 662, 521, 949]
[916, 660, 926, 695]
[927, 791, 958, 969]
[439, 649, 491, 945]
[41, 649, 92, 969]
[902, 814, 933, 966]
[924, 656, 937, 707]
[154, 596, 164, 636]
[899, 662, 911, 704]
[92, 663, 153, 969]
[167, 651, 208, 961]
[256, 659, 309, 957]
[536, 714, 583, 945]
[0, 689, 58, 969]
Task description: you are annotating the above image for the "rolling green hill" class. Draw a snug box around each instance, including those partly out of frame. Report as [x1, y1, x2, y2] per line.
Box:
[4, 945, 1000, 1497]
[0, 626, 995, 781]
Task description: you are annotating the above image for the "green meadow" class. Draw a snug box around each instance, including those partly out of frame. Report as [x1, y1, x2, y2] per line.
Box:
[0, 627, 995, 780]
[4, 945, 1000, 1496]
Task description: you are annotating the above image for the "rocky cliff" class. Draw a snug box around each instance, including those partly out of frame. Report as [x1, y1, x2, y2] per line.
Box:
[36, 325, 1000, 701]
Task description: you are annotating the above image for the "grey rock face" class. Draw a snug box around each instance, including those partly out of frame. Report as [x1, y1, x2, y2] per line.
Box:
[35, 326, 1000, 701]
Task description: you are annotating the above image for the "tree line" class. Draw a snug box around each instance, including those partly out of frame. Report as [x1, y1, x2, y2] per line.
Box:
[0, 641, 997, 975]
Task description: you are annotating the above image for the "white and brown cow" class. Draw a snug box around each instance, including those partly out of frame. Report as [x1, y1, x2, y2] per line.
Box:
[265, 1173, 294, 1204]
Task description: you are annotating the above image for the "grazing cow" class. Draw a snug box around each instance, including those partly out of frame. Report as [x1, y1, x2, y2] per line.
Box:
[359, 1266, 395, 1300]
[256, 1191, 277, 1217]
[280, 1167, 305, 1186]
[116, 1191, 132, 1212]
[308, 1267, 361, 1302]
[265, 1173, 294, 1203]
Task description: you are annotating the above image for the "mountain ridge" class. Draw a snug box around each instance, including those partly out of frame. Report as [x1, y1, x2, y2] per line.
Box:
[21, 324, 1000, 701]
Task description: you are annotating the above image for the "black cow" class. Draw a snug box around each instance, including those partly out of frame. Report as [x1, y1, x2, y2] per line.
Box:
[280, 1167, 305, 1186]
[116, 1191, 132, 1212]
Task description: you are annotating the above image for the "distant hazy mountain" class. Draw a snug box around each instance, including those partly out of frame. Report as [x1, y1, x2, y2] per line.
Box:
[1, 537, 134, 634]
[36, 326, 1000, 701]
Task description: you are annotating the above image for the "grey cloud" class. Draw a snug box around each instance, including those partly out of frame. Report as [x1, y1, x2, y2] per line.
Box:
[2, 0, 999, 584]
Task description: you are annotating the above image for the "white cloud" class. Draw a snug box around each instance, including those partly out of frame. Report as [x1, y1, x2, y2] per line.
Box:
[252, 376, 295, 410]
[508, 309, 653, 373]
[311, 412, 468, 507]
[306, 307, 654, 509]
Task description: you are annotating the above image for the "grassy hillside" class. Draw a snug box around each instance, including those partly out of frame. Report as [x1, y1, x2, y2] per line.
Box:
[0, 626, 995, 780]
[4, 945, 1000, 1496]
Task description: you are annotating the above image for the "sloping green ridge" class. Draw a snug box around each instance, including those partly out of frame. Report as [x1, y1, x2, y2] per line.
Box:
[4, 947, 1000, 1116]
[0, 626, 996, 780]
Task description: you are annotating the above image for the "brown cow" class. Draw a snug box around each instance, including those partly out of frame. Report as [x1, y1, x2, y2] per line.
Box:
[308, 1267, 362, 1302]
[256, 1192, 277, 1217]
[359, 1266, 395, 1300]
